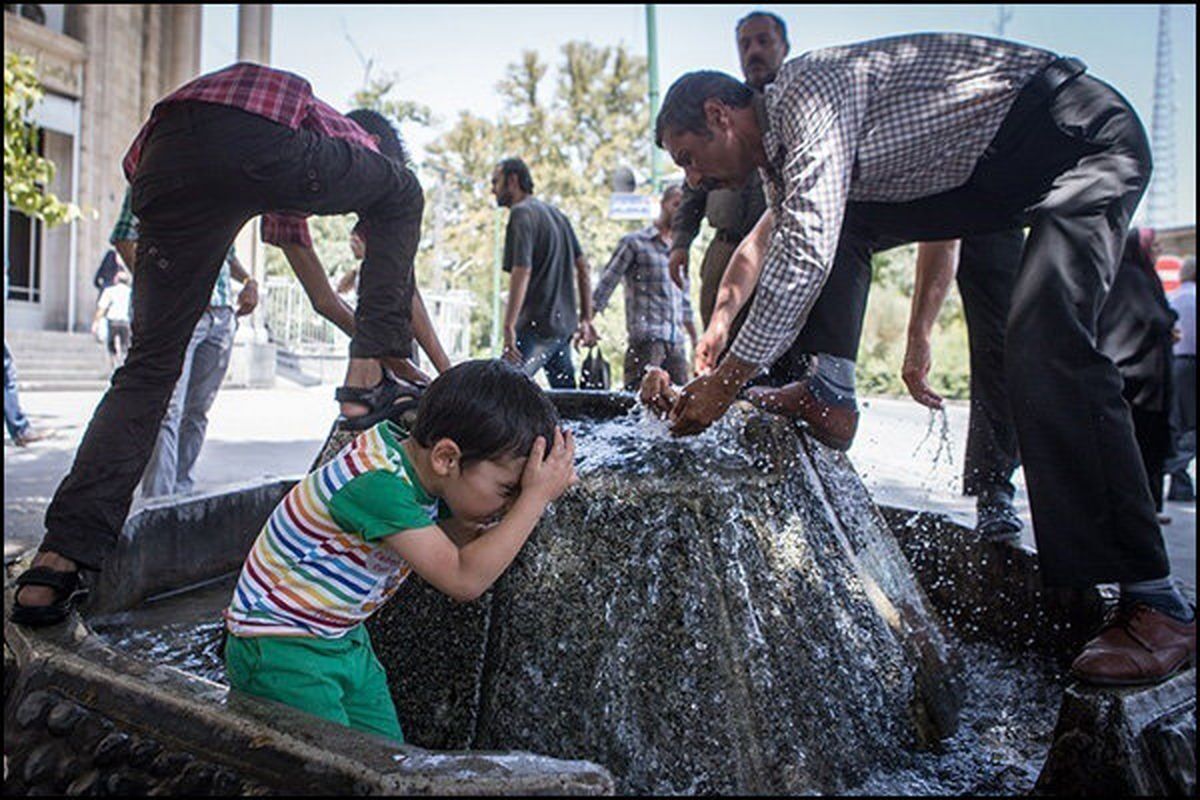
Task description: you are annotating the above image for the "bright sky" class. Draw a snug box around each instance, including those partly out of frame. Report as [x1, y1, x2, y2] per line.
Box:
[201, 4, 1197, 226]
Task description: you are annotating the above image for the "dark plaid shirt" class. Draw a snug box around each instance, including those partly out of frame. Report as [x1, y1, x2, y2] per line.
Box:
[594, 225, 694, 345]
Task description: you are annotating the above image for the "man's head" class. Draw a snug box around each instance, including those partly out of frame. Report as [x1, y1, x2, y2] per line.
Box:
[655, 71, 760, 191]
[657, 183, 684, 227]
[1181, 255, 1196, 284]
[345, 108, 410, 165]
[411, 359, 559, 523]
[492, 158, 534, 208]
[735, 11, 789, 89]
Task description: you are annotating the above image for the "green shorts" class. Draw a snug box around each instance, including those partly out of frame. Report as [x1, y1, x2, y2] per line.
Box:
[224, 624, 403, 742]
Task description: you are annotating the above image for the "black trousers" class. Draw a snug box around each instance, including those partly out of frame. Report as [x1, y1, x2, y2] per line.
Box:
[42, 102, 423, 570]
[786, 64, 1168, 587]
[958, 230, 1025, 499]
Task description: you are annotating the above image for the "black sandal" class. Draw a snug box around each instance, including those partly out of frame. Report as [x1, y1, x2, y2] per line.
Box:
[335, 375, 425, 431]
[10, 565, 88, 627]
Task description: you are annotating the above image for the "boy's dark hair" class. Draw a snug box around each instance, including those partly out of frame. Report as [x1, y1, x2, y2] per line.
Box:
[655, 71, 755, 148]
[736, 10, 789, 46]
[497, 157, 535, 193]
[412, 359, 559, 465]
[346, 108, 410, 165]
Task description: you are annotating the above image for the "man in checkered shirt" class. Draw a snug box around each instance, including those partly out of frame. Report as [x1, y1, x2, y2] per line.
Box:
[654, 32, 1194, 686]
[10, 64, 447, 632]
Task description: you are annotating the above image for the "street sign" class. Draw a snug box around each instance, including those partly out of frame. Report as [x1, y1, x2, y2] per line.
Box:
[608, 193, 655, 220]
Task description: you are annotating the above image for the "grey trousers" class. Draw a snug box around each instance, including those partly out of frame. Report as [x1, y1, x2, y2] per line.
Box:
[140, 306, 236, 497]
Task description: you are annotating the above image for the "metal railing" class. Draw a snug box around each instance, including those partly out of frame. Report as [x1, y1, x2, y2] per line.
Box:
[262, 277, 475, 369]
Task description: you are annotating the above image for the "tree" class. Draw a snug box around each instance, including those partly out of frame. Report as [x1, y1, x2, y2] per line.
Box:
[4, 52, 81, 226]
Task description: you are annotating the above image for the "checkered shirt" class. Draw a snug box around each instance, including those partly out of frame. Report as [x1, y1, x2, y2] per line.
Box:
[730, 33, 1057, 367]
[593, 225, 694, 345]
[121, 62, 379, 250]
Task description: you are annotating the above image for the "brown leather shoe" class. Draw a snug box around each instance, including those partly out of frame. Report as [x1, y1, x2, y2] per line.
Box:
[744, 380, 859, 451]
[1070, 603, 1197, 687]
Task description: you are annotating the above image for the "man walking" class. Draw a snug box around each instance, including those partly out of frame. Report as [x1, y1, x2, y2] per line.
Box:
[12, 62, 436, 627]
[494, 157, 598, 387]
[656, 33, 1194, 684]
[1166, 256, 1196, 501]
[594, 184, 698, 389]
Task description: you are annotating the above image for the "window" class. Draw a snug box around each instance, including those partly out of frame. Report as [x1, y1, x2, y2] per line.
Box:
[6, 129, 45, 303]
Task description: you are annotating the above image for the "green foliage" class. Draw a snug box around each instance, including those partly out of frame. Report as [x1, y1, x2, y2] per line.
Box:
[4, 52, 82, 226]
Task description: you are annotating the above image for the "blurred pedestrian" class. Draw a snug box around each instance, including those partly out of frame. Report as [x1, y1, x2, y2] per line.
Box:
[594, 184, 697, 389]
[494, 157, 598, 387]
[4, 260, 52, 447]
[1165, 255, 1196, 501]
[93, 268, 132, 373]
[92, 247, 122, 299]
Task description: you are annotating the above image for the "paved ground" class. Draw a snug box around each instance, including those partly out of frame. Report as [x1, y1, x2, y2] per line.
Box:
[5, 385, 1195, 594]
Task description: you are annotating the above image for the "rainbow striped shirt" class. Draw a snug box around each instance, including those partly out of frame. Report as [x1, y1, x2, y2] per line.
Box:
[225, 422, 441, 639]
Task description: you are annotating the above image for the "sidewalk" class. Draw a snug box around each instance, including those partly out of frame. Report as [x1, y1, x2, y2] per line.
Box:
[4, 387, 1195, 594]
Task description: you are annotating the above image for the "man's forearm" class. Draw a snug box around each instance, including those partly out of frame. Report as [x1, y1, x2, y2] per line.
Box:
[670, 184, 708, 252]
[227, 256, 253, 285]
[505, 268, 531, 334]
[281, 243, 356, 338]
[412, 286, 451, 373]
[710, 210, 772, 331]
[575, 257, 594, 322]
[907, 240, 961, 343]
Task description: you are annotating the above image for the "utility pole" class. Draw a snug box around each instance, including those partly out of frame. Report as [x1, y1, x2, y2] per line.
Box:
[1146, 4, 1177, 228]
[994, 5, 1013, 37]
[646, 4, 661, 194]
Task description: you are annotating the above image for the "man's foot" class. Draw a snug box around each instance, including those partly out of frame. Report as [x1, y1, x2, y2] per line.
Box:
[1070, 603, 1196, 687]
[977, 493, 1023, 544]
[11, 550, 84, 627]
[12, 427, 52, 447]
[1166, 474, 1195, 502]
[744, 379, 859, 451]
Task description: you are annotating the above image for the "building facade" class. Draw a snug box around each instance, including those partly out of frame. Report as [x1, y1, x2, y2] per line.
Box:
[4, 3, 271, 334]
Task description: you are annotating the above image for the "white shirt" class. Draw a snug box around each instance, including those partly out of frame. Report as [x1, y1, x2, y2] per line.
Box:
[98, 283, 132, 323]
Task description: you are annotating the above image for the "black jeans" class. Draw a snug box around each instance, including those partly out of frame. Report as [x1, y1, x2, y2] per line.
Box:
[786, 64, 1167, 587]
[958, 230, 1025, 500]
[41, 102, 423, 570]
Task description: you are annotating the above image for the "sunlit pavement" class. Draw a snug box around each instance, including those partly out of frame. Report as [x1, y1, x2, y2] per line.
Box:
[5, 387, 1195, 596]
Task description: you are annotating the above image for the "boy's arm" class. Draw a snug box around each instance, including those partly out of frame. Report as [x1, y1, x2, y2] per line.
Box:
[382, 430, 576, 602]
[280, 242, 357, 338]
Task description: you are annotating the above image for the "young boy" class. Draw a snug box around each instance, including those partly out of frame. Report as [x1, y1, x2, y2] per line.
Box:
[222, 359, 576, 741]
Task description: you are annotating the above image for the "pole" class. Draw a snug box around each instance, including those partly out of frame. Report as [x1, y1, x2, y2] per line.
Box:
[646, 4, 661, 194]
[492, 207, 503, 355]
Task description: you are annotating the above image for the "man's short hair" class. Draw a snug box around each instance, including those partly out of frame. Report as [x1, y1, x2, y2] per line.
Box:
[346, 108, 410, 165]
[1182, 255, 1197, 283]
[412, 359, 559, 466]
[497, 157, 535, 194]
[736, 10, 789, 46]
[655, 71, 755, 148]
[661, 183, 683, 203]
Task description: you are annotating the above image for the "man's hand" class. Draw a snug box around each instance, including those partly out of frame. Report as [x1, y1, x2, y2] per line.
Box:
[901, 334, 944, 409]
[520, 427, 578, 505]
[574, 319, 599, 349]
[668, 355, 757, 436]
[235, 279, 259, 317]
[503, 326, 523, 366]
[638, 367, 679, 417]
[694, 323, 729, 376]
[668, 249, 689, 290]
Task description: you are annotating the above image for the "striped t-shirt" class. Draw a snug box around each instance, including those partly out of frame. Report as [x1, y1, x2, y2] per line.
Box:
[225, 421, 443, 639]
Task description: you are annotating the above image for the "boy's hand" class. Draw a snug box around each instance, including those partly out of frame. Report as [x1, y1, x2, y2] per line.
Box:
[520, 427, 577, 504]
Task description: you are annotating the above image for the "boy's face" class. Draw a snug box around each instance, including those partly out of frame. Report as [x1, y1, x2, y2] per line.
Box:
[443, 453, 527, 525]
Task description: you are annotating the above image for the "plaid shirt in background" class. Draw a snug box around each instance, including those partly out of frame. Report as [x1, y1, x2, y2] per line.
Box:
[109, 187, 237, 308]
[730, 33, 1057, 368]
[593, 226, 694, 346]
[121, 62, 380, 250]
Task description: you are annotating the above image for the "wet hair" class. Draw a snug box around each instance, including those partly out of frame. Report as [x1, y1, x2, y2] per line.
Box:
[736, 11, 789, 47]
[497, 157, 534, 193]
[412, 359, 559, 466]
[345, 108, 410, 165]
[655, 71, 754, 148]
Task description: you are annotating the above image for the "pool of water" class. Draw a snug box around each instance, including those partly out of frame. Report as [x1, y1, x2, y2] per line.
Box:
[88, 569, 1064, 796]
